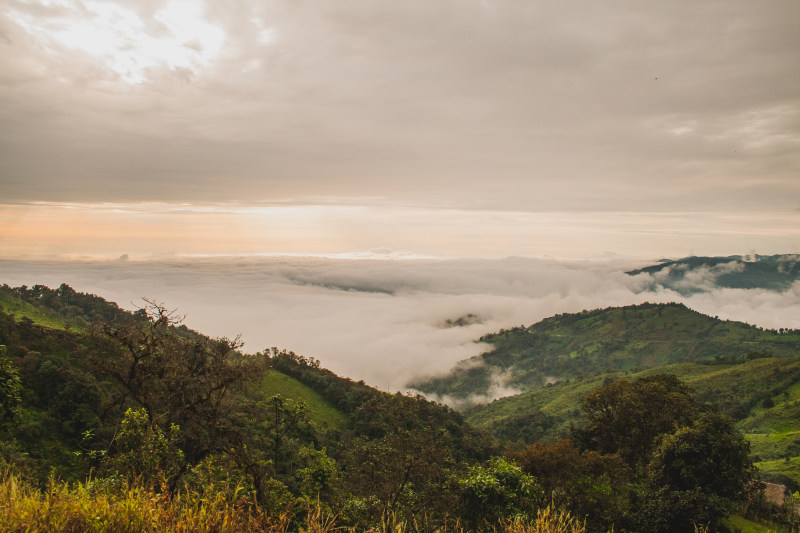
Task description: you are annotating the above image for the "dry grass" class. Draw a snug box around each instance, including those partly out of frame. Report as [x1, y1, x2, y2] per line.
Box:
[501, 506, 586, 533]
[0, 471, 283, 533]
[0, 471, 588, 533]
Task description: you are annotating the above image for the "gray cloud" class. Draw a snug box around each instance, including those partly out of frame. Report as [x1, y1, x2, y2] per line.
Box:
[1, 0, 798, 212]
[2, 256, 799, 393]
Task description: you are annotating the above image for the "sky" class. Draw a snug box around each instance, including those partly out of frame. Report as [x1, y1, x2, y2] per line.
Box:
[1, 1, 800, 394]
[1, 0, 799, 259]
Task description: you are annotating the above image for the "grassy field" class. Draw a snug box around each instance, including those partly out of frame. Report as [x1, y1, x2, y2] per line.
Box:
[721, 514, 794, 533]
[0, 291, 80, 332]
[756, 457, 800, 488]
[258, 371, 349, 431]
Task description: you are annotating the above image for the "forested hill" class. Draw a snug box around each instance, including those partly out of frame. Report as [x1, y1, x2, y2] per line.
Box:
[411, 302, 800, 401]
[627, 253, 800, 294]
[1, 283, 794, 531]
[0, 283, 496, 527]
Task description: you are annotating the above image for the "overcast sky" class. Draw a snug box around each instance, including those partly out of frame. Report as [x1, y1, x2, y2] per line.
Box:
[1, 0, 799, 259]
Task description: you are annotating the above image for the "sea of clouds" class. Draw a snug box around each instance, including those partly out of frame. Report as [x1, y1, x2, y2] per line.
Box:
[2, 255, 799, 396]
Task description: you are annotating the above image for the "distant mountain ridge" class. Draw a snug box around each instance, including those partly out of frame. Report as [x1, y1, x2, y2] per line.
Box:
[410, 302, 800, 402]
[627, 253, 800, 294]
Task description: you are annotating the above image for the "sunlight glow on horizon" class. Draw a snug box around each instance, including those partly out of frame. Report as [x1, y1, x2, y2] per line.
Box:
[1, 202, 798, 262]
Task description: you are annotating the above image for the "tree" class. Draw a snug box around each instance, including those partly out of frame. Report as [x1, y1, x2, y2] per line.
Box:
[94, 301, 262, 487]
[0, 345, 22, 427]
[339, 393, 477, 524]
[455, 456, 540, 529]
[577, 374, 696, 469]
[104, 407, 185, 486]
[342, 427, 455, 522]
[639, 410, 759, 530]
[511, 439, 632, 530]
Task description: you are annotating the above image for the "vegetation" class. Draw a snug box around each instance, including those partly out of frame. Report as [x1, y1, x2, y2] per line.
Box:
[626, 254, 800, 294]
[1, 283, 798, 531]
[412, 302, 800, 400]
[465, 356, 800, 490]
[0, 468, 594, 532]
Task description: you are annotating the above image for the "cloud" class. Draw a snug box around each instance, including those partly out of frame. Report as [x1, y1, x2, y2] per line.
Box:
[3, 256, 799, 396]
[651, 260, 746, 293]
[0, 0, 798, 213]
[422, 367, 524, 411]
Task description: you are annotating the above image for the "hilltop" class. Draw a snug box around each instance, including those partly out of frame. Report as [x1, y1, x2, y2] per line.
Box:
[411, 301, 800, 401]
[627, 253, 800, 294]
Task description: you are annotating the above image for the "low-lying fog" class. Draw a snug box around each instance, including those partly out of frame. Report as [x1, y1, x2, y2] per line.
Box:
[2, 255, 799, 394]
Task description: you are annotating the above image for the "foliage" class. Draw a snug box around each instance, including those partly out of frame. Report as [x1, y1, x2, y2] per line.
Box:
[467, 355, 800, 488]
[414, 301, 800, 400]
[0, 468, 590, 533]
[577, 374, 696, 469]
[295, 445, 339, 500]
[633, 411, 759, 532]
[648, 411, 756, 500]
[511, 439, 632, 531]
[0, 283, 142, 331]
[503, 505, 587, 533]
[456, 456, 540, 529]
[0, 345, 22, 426]
[258, 370, 348, 430]
[0, 468, 287, 533]
[338, 393, 476, 525]
[103, 407, 185, 487]
[627, 254, 800, 294]
[0, 282, 792, 532]
[93, 301, 264, 486]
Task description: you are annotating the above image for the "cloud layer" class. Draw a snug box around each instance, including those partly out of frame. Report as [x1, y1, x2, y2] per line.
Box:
[2, 256, 799, 393]
[1, 0, 798, 213]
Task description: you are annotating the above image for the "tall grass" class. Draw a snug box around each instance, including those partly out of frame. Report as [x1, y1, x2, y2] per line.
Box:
[0, 471, 282, 532]
[502, 506, 586, 533]
[0, 471, 588, 533]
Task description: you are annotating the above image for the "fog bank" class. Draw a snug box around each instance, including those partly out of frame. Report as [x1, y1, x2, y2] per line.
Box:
[2, 256, 798, 391]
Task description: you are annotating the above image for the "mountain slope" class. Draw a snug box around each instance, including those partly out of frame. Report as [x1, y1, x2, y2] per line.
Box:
[627, 253, 800, 293]
[412, 302, 800, 401]
[465, 355, 800, 487]
[0, 283, 492, 483]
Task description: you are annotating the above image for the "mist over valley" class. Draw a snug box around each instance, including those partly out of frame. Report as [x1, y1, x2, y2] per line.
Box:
[3, 254, 799, 398]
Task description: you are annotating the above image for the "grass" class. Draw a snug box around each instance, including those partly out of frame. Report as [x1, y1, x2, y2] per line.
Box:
[0, 470, 292, 533]
[757, 457, 800, 487]
[0, 471, 589, 533]
[0, 292, 81, 332]
[259, 371, 349, 431]
[747, 433, 800, 463]
[721, 514, 794, 533]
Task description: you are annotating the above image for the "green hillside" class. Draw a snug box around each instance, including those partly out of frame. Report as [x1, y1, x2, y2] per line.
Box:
[627, 254, 800, 294]
[258, 370, 349, 430]
[1, 282, 795, 531]
[466, 355, 800, 487]
[412, 302, 800, 400]
[0, 289, 80, 332]
[0, 283, 505, 531]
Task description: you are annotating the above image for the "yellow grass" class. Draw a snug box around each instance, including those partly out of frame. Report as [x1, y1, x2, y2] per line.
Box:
[0, 471, 588, 533]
